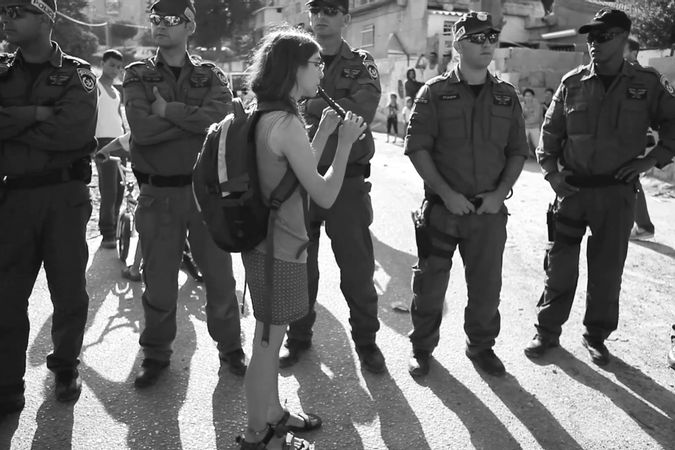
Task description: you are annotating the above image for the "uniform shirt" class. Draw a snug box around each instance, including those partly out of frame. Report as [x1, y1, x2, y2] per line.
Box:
[0, 43, 98, 176]
[538, 61, 675, 177]
[123, 51, 232, 176]
[405, 68, 529, 198]
[302, 40, 381, 170]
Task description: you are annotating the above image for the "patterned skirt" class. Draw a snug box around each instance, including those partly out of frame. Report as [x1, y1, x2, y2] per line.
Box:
[242, 249, 309, 325]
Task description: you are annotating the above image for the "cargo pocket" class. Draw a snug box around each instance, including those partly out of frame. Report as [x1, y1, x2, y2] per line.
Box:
[361, 181, 373, 226]
[490, 107, 512, 142]
[439, 110, 466, 139]
[565, 103, 589, 135]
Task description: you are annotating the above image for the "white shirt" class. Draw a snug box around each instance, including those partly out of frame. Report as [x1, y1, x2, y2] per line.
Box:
[95, 80, 124, 138]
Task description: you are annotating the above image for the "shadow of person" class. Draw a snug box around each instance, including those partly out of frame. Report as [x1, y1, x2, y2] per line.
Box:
[552, 348, 675, 447]
[425, 361, 520, 450]
[630, 240, 675, 259]
[211, 368, 246, 449]
[603, 355, 675, 420]
[0, 411, 21, 449]
[283, 303, 387, 449]
[77, 280, 199, 450]
[30, 377, 75, 449]
[477, 371, 584, 449]
[371, 234, 417, 337]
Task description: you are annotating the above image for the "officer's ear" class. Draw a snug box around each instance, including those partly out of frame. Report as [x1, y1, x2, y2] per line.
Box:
[186, 20, 196, 35]
[341, 13, 351, 28]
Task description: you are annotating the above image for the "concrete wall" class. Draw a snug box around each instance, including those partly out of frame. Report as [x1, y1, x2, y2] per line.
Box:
[493, 47, 584, 94]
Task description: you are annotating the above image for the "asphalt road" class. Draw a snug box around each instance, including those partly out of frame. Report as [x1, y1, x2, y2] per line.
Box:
[1, 133, 675, 450]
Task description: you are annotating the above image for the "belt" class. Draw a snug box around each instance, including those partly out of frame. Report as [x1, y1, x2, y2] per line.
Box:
[317, 163, 370, 179]
[134, 170, 193, 187]
[1, 159, 91, 189]
[566, 174, 630, 188]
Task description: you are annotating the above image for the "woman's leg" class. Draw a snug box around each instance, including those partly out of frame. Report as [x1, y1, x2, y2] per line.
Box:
[243, 321, 286, 443]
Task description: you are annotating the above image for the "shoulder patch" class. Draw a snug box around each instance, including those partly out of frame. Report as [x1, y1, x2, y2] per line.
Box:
[363, 60, 379, 80]
[76, 68, 97, 93]
[210, 65, 229, 86]
[660, 74, 675, 97]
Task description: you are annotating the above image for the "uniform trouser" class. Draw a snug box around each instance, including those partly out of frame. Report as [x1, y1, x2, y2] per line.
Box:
[634, 180, 654, 231]
[0, 181, 91, 395]
[409, 204, 508, 354]
[95, 138, 124, 240]
[135, 183, 241, 362]
[536, 185, 635, 341]
[286, 176, 380, 347]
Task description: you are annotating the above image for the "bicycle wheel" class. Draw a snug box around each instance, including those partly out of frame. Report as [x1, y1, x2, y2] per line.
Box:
[117, 212, 132, 262]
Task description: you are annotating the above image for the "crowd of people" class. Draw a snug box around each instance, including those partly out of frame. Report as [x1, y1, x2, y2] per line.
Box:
[1, 0, 675, 448]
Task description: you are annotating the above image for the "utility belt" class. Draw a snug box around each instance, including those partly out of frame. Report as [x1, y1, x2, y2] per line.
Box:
[133, 170, 192, 188]
[565, 174, 631, 188]
[317, 163, 370, 179]
[0, 157, 92, 189]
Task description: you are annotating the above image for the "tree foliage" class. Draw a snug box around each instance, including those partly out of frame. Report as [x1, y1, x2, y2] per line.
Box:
[617, 0, 675, 48]
[193, 0, 261, 50]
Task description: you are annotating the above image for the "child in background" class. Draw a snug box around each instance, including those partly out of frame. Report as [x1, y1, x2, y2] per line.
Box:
[386, 92, 399, 143]
[402, 96, 413, 136]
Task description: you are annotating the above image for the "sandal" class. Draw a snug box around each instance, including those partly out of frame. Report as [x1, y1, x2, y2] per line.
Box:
[235, 424, 314, 450]
[284, 411, 322, 433]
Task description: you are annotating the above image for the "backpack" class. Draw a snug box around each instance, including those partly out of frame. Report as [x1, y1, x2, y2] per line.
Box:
[192, 98, 300, 346]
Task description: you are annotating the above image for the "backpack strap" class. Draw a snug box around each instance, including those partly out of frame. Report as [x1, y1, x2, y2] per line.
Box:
[260, 168, 299, 347]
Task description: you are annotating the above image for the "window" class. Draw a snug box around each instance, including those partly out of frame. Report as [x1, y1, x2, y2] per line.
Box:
[443, 20, 454, 36]
[361, 24, 374, 48]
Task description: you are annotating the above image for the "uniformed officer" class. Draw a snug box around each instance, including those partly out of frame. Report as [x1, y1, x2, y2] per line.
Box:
[525, 9, 675, 365]
[405, 11, 529, 378]
[0, 0, 97, 413]
[279, 0, 385, 373]
[123, 0, 244, 387]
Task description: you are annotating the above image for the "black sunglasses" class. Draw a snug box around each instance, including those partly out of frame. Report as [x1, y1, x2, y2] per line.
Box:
[309, 6, 345, 17]
[586, 30, 624, 44]
[149, 14, 187, 27]
[0, 5, 41, 20]
[461, 31, 500, 45]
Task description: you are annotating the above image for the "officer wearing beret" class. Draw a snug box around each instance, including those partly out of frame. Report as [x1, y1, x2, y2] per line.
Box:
[0, 0, 97, 413]
[405, 12, 528, 378]
[279, 0, 385, 373]
[525, 9, 675, 365]
[123, 0, 245, 388]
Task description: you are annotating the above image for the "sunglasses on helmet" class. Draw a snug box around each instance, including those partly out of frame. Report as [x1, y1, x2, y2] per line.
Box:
[149, 14, 187, 27]
[460, 31, 500, 45]
[309, 6, 345, 17]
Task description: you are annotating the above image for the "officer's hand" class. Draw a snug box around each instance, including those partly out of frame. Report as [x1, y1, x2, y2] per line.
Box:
[151, 86, 167, 118]
[337, 111, 366, 146]
[441, 190, 475, 216]
[614, 157, 657, 183]
[35, 106, 54, 122]
[547, 171, 579, 198]
[317, 107, 341, 136]
[475, 190, 506, 215]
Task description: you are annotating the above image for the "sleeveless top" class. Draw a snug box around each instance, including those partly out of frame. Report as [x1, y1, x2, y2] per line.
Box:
[254, 111, 309, 263]
[95, 80, 124, 138]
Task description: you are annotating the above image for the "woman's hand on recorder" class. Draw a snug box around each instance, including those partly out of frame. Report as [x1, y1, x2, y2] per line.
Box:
[316, 107, 342, 137]
[337, 111, 366, 147]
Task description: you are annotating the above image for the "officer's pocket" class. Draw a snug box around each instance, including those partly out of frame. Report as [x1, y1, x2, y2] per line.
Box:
[66, 185, 93, 222]
[617, 103, 648, 139]
[566, 103, 589, 135]
[135, 194, 157, 236]
[439, 110, 466, 138]
[490, 108, 512, 142]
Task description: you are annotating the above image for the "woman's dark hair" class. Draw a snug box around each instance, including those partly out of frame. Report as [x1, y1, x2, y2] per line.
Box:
[406, 68, 416, 80]
[523, 88, 535, 97]
[247, 26, 321, 114]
